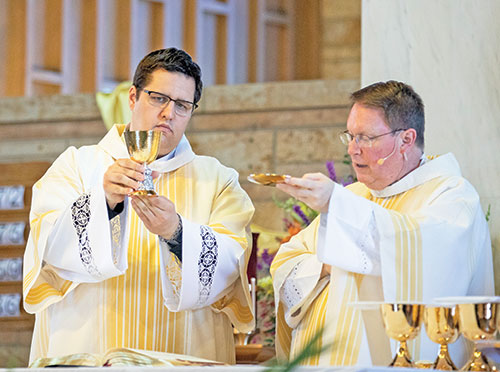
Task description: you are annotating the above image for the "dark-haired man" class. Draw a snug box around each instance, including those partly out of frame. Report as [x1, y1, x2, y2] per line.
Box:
[23, 48, 254, 364]
[271, 81, 494, 366]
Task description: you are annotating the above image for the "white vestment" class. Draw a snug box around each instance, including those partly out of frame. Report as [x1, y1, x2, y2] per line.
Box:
[271, 153, 494, 366]
[23, 124, 255, 364]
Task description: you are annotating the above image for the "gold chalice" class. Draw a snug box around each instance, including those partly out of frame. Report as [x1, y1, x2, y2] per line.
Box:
[424, 305, 460, 370]
[124, 129, 161, 195]
[457, 301, 498, 371]
[381, 302, 425, 367]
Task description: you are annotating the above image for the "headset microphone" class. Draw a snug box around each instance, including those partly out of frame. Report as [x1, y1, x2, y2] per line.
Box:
[377, 140, 399, 165]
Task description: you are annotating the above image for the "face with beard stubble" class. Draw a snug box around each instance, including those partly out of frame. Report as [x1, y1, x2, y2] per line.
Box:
[128, 69, 195, 157]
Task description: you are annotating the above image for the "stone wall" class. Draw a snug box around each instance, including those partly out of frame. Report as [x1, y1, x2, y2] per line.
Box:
[0, 79, 358, 232]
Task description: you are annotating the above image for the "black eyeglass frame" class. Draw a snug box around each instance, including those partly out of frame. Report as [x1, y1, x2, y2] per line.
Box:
[339, 128, 405, 147]
[142, 89, 198, 114]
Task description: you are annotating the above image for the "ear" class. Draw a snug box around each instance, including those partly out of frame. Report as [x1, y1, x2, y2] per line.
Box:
[400, 128, 417, 153]
[128, 85, 137, 110]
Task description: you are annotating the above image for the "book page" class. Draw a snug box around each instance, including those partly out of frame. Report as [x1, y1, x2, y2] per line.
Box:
[29, 353, 103, 368]
[104, 348, 227, 367]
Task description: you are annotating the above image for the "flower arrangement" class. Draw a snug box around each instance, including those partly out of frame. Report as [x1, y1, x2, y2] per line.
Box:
[252, 275, 276, 346]
[250, 159, 355, 347]
[276, 159, 355, 234]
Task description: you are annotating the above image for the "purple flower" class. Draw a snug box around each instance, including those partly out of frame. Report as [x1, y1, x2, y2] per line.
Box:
[341, 175, 354, 186]
[293, 204, 310, 226]
[261, 249, 275, 266]
[326, 161, 337, 182]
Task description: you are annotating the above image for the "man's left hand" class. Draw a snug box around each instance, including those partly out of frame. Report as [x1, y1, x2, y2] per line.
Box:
[130, 195, 180, 238]
[276, 173, 334, 213]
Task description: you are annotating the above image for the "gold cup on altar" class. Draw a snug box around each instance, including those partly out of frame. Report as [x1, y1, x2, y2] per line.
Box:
[423, 305, 460, 370]
[124, 129, 161, 195]
[381, 302, 425, 368]
[456, 299, 498, 371]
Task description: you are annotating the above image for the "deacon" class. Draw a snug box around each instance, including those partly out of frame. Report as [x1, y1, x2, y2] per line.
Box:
[23, 48, 255, 364]
[271, 81, 494, 366]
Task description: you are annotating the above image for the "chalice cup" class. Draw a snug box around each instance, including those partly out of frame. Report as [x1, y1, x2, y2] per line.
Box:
[458, 301, 498, 371]
[424, 305, 459, 370]
[124, 129, 161, 195]
[381, 303, 425, 368]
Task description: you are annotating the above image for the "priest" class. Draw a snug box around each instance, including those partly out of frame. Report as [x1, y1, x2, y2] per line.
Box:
[23, 48, 255, 364]
[271, 80, 494, 366]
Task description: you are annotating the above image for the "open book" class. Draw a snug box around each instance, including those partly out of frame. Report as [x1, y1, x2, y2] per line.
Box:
[29, 347, 227, 368]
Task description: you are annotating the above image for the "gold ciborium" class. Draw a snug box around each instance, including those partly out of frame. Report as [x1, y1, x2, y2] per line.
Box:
[458, 301, 498, 371]
[424, 305, 459, 370]
[381, 303, 425, 367]
[124, 129, 161, 195]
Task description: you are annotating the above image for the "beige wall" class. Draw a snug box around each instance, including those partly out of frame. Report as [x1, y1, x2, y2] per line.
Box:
[362, 0, 500, 292]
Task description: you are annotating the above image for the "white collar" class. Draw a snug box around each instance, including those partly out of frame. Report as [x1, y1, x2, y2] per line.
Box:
[98, 124, 196, 173]
[369, 153, 462, 198]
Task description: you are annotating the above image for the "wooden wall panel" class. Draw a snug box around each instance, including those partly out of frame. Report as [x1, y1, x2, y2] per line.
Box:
[0, 0, 359, 97]
[2, 0, 27, 97]
[42, 0, 63, 71]
[80, 0, 97, 93]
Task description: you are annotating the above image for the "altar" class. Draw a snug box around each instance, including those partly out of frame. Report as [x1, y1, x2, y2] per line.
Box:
[0, 367, 434, 372]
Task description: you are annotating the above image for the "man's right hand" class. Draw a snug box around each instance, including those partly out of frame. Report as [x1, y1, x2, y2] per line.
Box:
[103, 159, 145, 209]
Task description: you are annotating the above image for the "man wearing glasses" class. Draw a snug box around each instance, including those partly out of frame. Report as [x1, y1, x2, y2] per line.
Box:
[23, 48, 255, 364]
[272, 81, 494, 366]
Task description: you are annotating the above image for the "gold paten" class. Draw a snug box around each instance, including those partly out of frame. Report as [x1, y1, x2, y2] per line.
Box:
[247, 173, 286, 186]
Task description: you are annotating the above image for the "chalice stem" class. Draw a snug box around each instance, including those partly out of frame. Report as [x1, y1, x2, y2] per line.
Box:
[390, 340, 414, 368]
[142, 164, 154, 191]
[133, 164, 156, 195]
[434, 344, 457, 370]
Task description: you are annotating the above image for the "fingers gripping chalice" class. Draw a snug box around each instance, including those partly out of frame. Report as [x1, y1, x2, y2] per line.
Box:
[458, 301, 498, 371]
[381, 303, 425, 368]
[424, 305, 459, 370]
[124, 129, 161, 195]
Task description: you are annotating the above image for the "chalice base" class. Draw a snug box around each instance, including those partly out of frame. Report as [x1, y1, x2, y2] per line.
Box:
[461, 350, 493, 372]
[434, 348, 457, 370]
[389, 344, 414, 368]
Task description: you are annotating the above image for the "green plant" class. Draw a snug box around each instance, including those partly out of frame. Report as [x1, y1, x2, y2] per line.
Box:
[262, 327, 330, 371]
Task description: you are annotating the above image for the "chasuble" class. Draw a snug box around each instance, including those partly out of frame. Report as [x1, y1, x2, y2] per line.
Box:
[271, 153, 494, 366]
[23, 125, 255, 364]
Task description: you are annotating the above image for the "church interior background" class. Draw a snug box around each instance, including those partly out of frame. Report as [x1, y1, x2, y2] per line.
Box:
[1, 0, 499, 367]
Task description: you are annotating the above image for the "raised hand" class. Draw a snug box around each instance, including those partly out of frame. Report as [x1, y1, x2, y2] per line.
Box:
[130, 194, 180, 239]
[103, 159, 144, 209]
[276, 173, 335, 213]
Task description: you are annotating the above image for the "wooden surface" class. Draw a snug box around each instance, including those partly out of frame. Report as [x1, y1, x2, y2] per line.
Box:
[235, 344, 275, 365]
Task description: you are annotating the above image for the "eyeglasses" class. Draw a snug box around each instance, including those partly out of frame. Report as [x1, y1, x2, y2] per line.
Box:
[339, 129, 404, 148]
[143, 89, 198, 117]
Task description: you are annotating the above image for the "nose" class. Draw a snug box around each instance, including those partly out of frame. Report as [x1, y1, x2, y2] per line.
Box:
[347, 138, 361, 156]
[159, 100, 175, 120]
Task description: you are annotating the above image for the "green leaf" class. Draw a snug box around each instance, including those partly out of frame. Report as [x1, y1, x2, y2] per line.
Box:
[262, 327, 331, 371]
